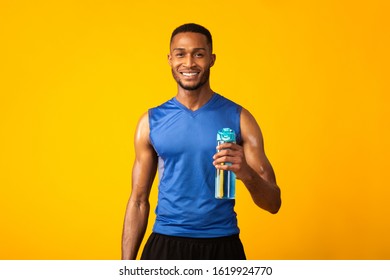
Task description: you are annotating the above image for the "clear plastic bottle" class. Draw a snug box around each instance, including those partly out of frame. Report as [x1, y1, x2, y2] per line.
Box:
[215, 128, 236, 199]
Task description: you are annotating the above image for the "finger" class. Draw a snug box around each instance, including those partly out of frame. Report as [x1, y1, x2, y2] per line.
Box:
[213, 155, 242, 166]
[213, 153, 235, 163]
[216, 142, 242, 151]
[213, 149, 241, 159]
[214, 163, 230, 170]
[214, 163, 240, 172]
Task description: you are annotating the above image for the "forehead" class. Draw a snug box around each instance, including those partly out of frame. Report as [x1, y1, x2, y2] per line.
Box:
[170, 32, 210, 51]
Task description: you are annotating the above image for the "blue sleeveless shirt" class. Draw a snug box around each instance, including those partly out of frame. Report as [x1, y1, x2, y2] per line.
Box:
[148, 93, 242, 238]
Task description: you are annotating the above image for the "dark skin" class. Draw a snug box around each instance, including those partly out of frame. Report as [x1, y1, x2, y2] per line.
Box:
[121, 32, 281, 260]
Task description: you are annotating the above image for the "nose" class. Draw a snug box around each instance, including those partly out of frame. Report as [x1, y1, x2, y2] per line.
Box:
[184, 55, 195, 67]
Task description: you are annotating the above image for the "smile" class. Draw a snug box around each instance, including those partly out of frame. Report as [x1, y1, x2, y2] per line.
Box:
[180, 72, 199, 77]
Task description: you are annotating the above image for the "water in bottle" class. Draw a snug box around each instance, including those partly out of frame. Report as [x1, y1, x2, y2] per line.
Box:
[215, 128, 236, 199]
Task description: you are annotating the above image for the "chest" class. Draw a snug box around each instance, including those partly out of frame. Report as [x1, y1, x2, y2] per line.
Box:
[151, 110, 224, 159]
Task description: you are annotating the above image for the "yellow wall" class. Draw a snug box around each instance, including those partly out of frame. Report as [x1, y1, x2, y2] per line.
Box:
[1, 0, 389, 259]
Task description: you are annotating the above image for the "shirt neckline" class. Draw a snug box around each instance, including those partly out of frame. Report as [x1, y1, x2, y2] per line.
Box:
[173, 93, 220, 117]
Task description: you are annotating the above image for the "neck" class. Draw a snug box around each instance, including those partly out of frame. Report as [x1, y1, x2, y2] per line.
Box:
[175, 84, 214, 111]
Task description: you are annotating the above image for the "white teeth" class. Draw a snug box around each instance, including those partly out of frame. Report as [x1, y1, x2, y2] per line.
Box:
[182, 72, 198, 76]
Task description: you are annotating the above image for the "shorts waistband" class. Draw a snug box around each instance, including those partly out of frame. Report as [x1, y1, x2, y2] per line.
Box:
[151, 232, 241, 244]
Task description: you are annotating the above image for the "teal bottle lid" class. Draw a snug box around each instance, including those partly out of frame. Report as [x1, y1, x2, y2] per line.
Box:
[217, 128, 236, 142]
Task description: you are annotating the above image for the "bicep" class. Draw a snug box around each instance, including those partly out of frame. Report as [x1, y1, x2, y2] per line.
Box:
[240, 108, 276, 184]
[130, 113, 158, 202]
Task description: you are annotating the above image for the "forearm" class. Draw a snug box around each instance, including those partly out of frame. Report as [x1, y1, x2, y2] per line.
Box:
[121, 200, 150, 260]
[240, 166, 281, 214]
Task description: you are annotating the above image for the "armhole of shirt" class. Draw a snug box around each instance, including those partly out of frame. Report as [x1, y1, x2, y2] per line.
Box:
[236, 105, 243, 145]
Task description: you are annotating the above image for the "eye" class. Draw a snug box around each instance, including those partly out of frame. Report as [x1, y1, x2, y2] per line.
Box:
[175, 53, 184, 57]
[195, 53, 204, 58]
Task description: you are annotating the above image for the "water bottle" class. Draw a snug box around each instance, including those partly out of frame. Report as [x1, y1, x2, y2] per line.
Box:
[215, 128, 236, 199]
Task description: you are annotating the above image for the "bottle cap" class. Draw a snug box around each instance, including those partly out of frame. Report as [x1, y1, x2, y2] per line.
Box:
[217, 128, 236, 143]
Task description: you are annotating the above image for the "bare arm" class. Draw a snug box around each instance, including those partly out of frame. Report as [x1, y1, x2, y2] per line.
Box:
[213, 108, 281, 214]
[121, 112, 157, 259]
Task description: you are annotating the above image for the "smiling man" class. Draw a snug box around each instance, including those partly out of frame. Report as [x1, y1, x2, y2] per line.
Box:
[121, 23, 281, 260]
[169, 31, 214, 92]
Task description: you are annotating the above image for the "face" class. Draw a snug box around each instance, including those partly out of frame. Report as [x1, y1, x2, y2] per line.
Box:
[169, 32, 216, 91]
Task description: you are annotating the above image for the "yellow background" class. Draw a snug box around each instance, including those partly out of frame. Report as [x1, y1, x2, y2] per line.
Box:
[1, 0, 389, 259]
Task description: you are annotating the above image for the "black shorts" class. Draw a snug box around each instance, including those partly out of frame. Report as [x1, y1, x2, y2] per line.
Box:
[141, 232, 246, 260]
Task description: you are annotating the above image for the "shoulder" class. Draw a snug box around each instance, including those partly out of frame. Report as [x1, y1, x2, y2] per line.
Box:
[214, 94, 243, 120]
[240, 108, 264, 144]
[149, 98, 176, 111]
[240, 107, 257, 124]
[134, 112, 151, 143]
[138, 111, 149, 126]
[216, 93, 242, 108]
[148, 98, 177, 121]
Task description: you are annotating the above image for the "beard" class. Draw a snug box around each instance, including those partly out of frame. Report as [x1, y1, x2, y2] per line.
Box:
[172, 67, 211, 91]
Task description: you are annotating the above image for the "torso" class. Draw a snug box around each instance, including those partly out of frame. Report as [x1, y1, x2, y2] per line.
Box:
[148, 93, 242, 238]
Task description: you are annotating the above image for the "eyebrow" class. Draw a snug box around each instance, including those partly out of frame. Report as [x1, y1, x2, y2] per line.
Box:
[172, 47, 207, 52]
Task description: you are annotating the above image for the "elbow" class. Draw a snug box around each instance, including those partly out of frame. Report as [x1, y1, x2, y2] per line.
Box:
[256, 193, 281, 214]
[269, 203, 281, 214]
[269, 188, 282, 214]
[251, 183, 282, 214]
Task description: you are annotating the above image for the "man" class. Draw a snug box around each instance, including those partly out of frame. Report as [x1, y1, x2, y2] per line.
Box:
[122, 23, 281, 260]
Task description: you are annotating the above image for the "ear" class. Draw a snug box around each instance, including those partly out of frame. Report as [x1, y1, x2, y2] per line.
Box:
[168, 53, 172, 66]
[210, 54, 216, 67]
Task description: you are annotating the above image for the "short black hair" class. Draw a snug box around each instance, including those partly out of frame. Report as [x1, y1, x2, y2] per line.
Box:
[170, 23, 213, 51]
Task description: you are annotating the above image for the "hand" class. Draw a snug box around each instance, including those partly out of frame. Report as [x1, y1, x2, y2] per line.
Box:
[212, 142, 251, 180]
